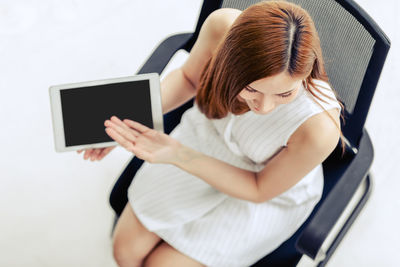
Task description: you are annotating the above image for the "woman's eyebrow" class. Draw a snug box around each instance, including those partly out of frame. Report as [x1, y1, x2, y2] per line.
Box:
[247, 85, 295, 95]
[246, 85, 258, 91]
[276, 89, 295, 95]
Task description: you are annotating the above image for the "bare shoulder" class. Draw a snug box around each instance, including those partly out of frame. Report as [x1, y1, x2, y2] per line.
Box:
[197, 8, 242, 56]
[181, 8, 242, 88]
[255, 108, 342, 203]
[204, 8, 242, 38]
[288, 108, 341, 157]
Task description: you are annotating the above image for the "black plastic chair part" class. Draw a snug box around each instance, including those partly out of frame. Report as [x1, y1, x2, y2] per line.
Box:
[109, 0, 390, 266]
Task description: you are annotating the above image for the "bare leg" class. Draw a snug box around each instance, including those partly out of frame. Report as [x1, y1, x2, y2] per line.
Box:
[112, 203, 162, 267]
[144, 241, 206, 267]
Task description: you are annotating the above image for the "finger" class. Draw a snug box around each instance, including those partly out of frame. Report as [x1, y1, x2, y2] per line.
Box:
[106, 122, 137, 142]
[105, 120, 139, 140]
[123, 119, 150, 133]
[83, 149, 93, 160]
[96, 147, 108, 159]
[91, 149, 102, 161]
[105, 128, 135, 151]
[95, 148, 104, 160]
[88, 149, 98, 161]
[98, 146, 114, 160]
[108, 116, 129, 129]
[110, 116, 142, 136]
[104, 146, 115, 154]
[109, 116, 139, 134]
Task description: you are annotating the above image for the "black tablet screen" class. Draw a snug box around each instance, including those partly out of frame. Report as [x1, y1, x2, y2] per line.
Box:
[60, 80, 153, 146]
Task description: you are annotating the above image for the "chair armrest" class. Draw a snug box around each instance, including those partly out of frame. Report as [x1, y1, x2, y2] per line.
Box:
[137, 32, 194, 75]
[295, 128, 374, 260]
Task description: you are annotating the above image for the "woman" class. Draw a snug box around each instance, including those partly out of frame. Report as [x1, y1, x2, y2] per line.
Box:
[79, 1, 343, 266]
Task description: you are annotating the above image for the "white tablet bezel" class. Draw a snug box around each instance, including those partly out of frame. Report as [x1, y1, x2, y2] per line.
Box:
[49, 73, 163, 152]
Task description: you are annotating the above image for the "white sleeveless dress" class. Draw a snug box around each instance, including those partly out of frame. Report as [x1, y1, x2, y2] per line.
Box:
[128, 79, 341, 267]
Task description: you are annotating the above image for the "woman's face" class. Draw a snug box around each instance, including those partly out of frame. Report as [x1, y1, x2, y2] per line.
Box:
[237, 72, 303, 115]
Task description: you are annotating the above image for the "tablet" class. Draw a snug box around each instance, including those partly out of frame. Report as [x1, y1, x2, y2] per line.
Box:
[49, 73, 163, 152]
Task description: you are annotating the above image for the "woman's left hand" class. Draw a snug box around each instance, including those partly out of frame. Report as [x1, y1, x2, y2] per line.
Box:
[104, 116, 182, 164]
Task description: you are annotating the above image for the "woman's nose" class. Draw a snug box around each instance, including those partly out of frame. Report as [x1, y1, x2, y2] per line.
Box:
[259, 96, 275, 113]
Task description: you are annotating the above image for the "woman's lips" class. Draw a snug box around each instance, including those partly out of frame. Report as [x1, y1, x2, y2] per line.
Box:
[252, 102, 260, 111]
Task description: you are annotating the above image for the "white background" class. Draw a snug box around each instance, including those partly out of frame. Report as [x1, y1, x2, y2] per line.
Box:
[0, 0, 398, 266]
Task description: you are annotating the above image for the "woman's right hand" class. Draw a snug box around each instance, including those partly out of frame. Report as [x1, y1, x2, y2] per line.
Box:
[77, 146, 116, 161]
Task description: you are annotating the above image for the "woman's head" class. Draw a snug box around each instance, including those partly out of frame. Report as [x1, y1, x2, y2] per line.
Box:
[196, 1, 329, 118]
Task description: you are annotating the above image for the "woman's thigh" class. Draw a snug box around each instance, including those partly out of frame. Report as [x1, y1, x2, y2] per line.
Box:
[143, 241, 206, 267]
[112, 203, 162, 260]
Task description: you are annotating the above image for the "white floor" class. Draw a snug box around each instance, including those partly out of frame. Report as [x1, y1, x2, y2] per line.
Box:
[0, 0, 398, 266]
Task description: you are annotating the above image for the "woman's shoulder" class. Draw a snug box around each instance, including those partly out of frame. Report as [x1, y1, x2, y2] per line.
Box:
[195, 8, 242, 49]
[284, 79, 341, 155]
[302, 79, 342, 111]
[309, 79, 333, 94]
[181, 8, 241, 89]
[205, 8, 242, 36]
[199, 8, 242, 53]
[286, 106, 341, 162]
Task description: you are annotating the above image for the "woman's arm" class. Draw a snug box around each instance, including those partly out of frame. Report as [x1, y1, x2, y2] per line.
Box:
[160, 8, 241, 114]
[104, 116, 260, 202]
[160, 68, 196, 114]
[104, 109, 340, 204]
[170, 109, 340, 203]
[255, 109, 341, 203]
[172, 145, 259, 202]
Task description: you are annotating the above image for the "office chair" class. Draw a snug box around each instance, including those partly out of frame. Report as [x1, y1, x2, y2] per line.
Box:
[109, 0, 391, 265]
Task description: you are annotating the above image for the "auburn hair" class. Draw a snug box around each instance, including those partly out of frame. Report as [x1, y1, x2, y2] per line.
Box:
[195, 0, 346, 152]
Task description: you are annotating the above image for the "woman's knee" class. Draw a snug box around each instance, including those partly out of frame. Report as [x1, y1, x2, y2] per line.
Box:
[112, 239, 144, 267]
[112, 234, 163, 267]
[143, 242, 206, 267]
[112, 204, 162, 266]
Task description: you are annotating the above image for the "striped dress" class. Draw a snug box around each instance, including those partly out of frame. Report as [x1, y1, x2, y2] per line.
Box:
[128, 79, 341, 267]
